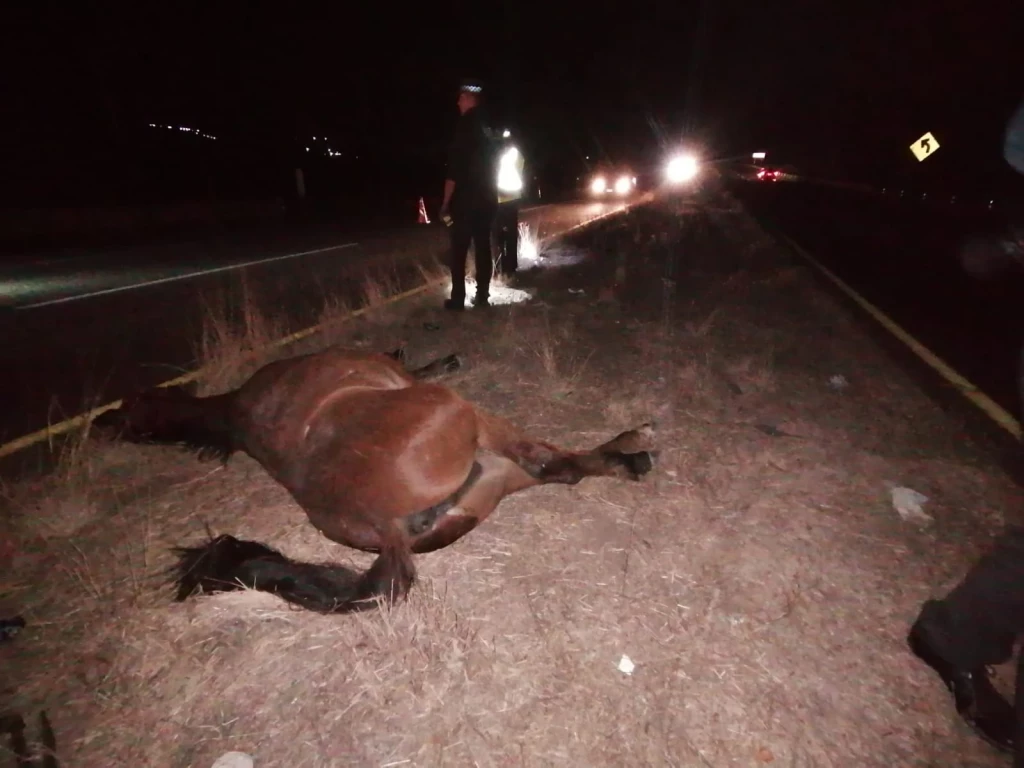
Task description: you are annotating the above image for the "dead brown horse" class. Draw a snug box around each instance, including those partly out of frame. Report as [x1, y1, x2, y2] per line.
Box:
[94, 346, 656, 614]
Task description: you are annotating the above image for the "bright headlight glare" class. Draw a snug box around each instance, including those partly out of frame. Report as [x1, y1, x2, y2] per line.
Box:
[590, 176, 607, 194]
[666, 155, 699, 183]
[614, 176, 632, 194]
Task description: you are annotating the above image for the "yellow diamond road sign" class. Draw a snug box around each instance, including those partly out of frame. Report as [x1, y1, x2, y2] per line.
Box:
[911, 132, 940, 161]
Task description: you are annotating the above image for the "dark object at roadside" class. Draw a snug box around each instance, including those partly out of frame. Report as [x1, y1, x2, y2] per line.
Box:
[908, 620, 1016, 755]
[0, 710, 59, 767]
[754, 423, 803, 439]
[0, 616, 25, 642]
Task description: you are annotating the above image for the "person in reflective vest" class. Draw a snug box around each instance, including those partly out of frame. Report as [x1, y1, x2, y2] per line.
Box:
[494, 130, 527, 274]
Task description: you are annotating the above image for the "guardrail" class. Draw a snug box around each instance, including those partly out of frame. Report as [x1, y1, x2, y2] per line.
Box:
[729, 166, 1021, 217]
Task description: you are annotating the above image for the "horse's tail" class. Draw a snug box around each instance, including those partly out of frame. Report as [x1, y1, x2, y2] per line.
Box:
[170, 533, 415, 614]
[92, 387, 236, 462]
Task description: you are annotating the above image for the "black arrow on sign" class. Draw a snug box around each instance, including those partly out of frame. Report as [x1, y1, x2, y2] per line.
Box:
[920, 138, 931, 153]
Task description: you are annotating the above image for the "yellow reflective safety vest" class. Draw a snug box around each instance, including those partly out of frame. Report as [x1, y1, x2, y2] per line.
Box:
[496, 141, 526, 204]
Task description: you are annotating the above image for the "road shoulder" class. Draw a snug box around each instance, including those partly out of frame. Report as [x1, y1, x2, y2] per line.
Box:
[1, 185, 1019, 766]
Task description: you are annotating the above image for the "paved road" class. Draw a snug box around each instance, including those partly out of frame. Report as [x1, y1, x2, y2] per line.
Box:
[0, 199, 634, 460]
[0, 201, 615, 310]
[726, 175, 1024, 424]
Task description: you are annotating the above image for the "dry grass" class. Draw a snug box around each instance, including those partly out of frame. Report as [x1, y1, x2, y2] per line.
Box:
[184, 260, 447, 397]
[2, 188, 1022, 767]
[193, 277, 289, 396]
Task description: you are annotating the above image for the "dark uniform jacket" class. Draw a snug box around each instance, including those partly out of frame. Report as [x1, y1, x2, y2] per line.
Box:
[446, 107, 498, 213]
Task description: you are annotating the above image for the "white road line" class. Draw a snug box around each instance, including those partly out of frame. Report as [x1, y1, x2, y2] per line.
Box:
[14, 241, 360, 310]
[0, 203, 638, 460]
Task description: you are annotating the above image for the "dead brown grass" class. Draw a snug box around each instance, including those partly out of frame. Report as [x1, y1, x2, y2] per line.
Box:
[194, 276, 288, 396]
[185, 260, 447, 398]
[2, 189, 1022, 767]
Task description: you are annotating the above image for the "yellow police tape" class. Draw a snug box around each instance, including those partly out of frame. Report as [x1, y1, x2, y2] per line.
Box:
[781, 234, 1022, 441]
[0, 202, 639, 461]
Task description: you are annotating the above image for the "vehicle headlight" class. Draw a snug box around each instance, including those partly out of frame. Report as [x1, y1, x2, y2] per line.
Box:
[614, 176, 632, 195]
[666, 154, 699, 184]
[497, 146, 523, 193]
[590, 176, 607, 194]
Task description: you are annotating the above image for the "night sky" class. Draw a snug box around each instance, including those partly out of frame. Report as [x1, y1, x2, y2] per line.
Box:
[7, 1, 1024, 206]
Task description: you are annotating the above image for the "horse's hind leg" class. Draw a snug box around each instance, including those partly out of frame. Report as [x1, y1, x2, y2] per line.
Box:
[409, 453, 535, 554]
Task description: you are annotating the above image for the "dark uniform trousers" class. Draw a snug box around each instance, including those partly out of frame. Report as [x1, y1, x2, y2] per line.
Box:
[449, 200, 497, 304]
[910, 526, 1024, 764]
[912, 526, 1024, 671]
[496, 201, 519, 274]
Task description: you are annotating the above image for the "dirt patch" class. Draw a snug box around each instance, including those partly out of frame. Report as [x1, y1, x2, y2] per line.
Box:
[2, 180, 1021, 766]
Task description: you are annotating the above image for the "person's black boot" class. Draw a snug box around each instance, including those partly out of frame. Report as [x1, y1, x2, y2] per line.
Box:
[444, 297, 465, 312]
[1014, 650, 1024, 768]
[908, 622, 1015, 753]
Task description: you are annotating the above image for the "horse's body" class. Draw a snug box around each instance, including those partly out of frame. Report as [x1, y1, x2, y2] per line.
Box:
[96, 347, 655, 613]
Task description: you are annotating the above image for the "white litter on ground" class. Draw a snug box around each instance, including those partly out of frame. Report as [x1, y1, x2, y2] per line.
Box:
[211, 752, 254, 768]
[891, 486, 932, 525]
[617, 654, 635, 676]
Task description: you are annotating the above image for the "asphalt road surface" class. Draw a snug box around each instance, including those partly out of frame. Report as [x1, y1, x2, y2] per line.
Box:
[0, 199, 635, 462]
[726, 174, 1024, 424]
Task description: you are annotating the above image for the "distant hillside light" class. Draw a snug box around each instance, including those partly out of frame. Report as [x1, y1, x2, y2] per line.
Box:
[147, 123, 216, 140]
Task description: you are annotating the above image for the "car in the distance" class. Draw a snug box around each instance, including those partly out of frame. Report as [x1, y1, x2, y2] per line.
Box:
[587, 166, 638, 198]
[756, 167, 781, 182]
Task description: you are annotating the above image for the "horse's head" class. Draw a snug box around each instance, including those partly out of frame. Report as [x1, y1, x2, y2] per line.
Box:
[91, 387, 195, 441]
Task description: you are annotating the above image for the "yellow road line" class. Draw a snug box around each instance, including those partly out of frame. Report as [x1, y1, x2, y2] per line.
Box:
[0, 279, 447, 460]
[0, 205, 635, 461]
[781, 234, 1022, 441]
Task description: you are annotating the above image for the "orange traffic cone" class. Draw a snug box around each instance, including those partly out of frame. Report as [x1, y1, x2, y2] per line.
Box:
[417, 197, 430, 224]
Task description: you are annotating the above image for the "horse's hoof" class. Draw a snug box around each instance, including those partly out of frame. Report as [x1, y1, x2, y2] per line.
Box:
[614, 423, 656, 454]
[623, 451, 654, 479]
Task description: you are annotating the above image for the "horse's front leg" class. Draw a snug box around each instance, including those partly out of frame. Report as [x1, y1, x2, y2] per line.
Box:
[387, 348, 463, 380]
[531, 425, 657, 484]
[409, 354, 462, 381]
[480, 413, 656, 485]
